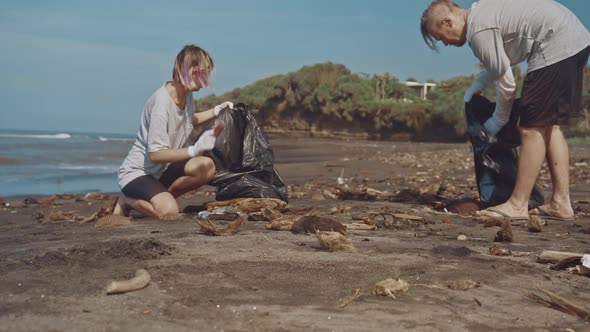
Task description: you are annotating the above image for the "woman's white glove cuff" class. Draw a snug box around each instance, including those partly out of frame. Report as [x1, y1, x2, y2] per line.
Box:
[187, 145, 197, 158]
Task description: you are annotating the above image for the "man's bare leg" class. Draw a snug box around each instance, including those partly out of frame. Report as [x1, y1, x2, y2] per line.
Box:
[529, 125, 574, 219]
[479, 126, 547, 218]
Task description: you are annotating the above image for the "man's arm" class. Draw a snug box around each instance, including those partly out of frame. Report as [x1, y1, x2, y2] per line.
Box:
[469, 29, 516, 135]
[484, 68, 516, 135]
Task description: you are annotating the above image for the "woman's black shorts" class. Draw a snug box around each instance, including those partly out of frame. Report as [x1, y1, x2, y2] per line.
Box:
[121, 160, 188, 201]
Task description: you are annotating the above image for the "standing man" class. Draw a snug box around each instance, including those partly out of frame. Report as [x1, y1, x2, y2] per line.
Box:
[420, 0, 590, 220]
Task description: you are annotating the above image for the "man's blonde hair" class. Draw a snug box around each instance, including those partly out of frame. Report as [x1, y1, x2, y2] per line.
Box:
[173, 45, 214, 87]
[420, 0, 461, 52]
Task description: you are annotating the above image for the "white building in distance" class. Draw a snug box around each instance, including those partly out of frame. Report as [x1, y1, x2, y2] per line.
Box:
[404, 81, 437, 100]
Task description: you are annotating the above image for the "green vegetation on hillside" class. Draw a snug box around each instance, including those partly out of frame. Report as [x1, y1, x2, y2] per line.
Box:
[196, 63, 590, 141]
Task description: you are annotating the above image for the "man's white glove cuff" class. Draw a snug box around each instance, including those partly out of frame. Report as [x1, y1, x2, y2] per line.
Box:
[213, 105, 222, 116]
[188, 145, 197, 158]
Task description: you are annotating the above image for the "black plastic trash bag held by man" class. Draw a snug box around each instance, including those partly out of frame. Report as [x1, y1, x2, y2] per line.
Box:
[465, 95, 544, 210]
[420, 0, 590, 221]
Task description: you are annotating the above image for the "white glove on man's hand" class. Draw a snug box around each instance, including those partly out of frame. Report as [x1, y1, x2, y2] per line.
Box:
[213, 101, 234, 116]
[483, 117, 503, 137]
[464, 71, 491, 103]
[188, 129, 216, 157]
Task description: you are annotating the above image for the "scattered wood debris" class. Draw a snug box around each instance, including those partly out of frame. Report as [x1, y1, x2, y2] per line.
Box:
[339, 288, 364, 308]
[291, 216, 346, 235]
[447, 280, 481, 291]
[206, 198, 287, 213]
[265, 215, 300, 231]
[197, 214, 247, 236]
[528, 288, 590, 322]
[316, 231, 356, 252]
[95, 215, 135, 228]
[489, 245, 512, 256]
[106, 269, 151, 295]
[374, 279, 409, 299]
[494, 220, 513, 242]
[527, 215, 543, 233]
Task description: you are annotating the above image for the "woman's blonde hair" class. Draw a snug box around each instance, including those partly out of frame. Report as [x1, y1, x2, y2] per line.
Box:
[172, 45, 214, 87]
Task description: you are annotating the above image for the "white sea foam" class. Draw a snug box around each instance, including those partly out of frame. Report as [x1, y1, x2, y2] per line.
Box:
[97, 136, 134, 142]
[57, 164, 118, 173]
[0, 133, 72, 140]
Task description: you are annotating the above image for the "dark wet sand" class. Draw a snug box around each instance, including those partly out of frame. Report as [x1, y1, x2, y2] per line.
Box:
[1, 137, 589, 331]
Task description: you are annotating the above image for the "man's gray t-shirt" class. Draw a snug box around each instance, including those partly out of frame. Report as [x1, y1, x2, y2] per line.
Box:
[118, 85, 195, 189]
[467, 0, 590, 80]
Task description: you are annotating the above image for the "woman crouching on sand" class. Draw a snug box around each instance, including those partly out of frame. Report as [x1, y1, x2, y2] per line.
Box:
[113, 44, 233, 218]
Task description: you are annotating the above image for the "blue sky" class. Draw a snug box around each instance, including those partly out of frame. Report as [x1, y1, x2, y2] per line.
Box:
[1, 0, 589, 134]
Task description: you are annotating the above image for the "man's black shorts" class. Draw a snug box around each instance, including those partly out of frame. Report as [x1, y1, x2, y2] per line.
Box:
[519, 46, 590, 128]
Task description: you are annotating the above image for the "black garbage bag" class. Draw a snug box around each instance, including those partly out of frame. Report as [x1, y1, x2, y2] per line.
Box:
[203, 103, 288, 202]
[465, 95, 544, 209]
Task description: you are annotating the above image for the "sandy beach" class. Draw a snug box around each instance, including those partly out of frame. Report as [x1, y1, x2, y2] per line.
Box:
[1, 137, 589, 331]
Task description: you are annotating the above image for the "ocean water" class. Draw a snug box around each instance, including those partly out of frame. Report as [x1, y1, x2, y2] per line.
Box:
[0, 129, 134, 197]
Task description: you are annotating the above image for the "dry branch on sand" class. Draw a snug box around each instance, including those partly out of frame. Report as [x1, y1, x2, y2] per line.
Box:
[206, 198, 287, 213]
[106, 269, 151, 295]
[339, 288, 364, 308]
[373, 279, 409, 299]
[197, 214, 247, 236]
[528, 288, 590, 322]
[316, 231, 356, 252]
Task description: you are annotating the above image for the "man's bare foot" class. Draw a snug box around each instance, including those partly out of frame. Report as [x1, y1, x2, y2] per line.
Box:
[477, 201, 528, 220]
[112, 194, 131, 217]
[529, 203, 574, 220]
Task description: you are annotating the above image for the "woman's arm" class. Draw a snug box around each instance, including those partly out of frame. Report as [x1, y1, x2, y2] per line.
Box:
[148, 148, 191, 164]
[193, 101, 233, 126]
[149, 128, 217, 164]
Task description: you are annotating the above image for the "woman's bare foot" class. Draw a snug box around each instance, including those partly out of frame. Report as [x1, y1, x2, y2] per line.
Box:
[112, 193, 132, 217]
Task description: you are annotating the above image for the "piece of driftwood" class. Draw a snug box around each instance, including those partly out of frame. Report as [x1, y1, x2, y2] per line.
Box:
[197, 215, 247, 236]
[528, 288, 590, 322]
[537, 251, 584, 264]
[106, 269, 151, 295]
[344, 223, 377, 231]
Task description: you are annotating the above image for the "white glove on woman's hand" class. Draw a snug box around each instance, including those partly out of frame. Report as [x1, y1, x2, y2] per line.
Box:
[187, 129, 216, 157]
[213, 101, 234, 116]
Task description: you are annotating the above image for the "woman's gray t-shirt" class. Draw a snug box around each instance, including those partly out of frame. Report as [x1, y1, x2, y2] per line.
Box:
[467, 0, 590, 80]
[118, 85, 195, 189]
